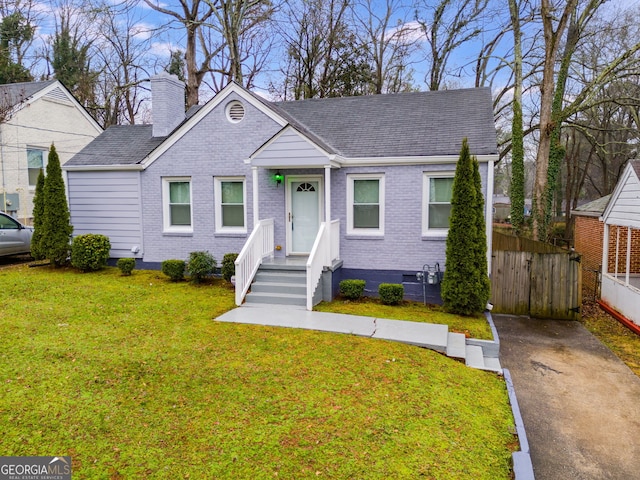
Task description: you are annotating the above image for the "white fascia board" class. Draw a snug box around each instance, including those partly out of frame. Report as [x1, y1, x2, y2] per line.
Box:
[62, 164, 144, 172]
[601, 164, 634, 222]
[340, 154, 498, 167]
[140, 83, 289, 170]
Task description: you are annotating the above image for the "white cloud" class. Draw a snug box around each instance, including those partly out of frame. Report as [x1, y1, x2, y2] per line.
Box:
[385, 20, 426, 43]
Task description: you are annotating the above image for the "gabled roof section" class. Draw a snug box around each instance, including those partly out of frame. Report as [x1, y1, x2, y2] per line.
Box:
[251, 125, 337, 168]
[571, 195, 611, 217]
[141, 82, 288, 167]
[63, 125, 164, 169]
[0, 80, 56, 108]
[601, 160, 640, 228]
[274, 87, 497, 158]
[0, 80, 102, 133]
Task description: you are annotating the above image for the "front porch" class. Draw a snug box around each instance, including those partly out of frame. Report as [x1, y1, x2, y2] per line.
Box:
[234, 217, 341, 310]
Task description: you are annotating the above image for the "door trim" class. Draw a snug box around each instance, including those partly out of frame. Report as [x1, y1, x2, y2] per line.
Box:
[285, 175, 324, 255]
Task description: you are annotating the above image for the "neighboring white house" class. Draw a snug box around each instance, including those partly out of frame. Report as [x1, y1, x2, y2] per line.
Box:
[0, 80, 103, 223]
[600, 160, 640, 328]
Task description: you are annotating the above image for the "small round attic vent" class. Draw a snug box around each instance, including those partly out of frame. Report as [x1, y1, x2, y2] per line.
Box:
[226, 100, 245, 123]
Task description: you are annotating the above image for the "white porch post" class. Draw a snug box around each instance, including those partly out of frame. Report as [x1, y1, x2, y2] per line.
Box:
[615, 226, 620, 278]
[626, 226, 631, 286]
[602, 222, 609, 278]
[252, 166, 259, 227]
[325, 165, 331, 265]
[324, 165, 331, 224]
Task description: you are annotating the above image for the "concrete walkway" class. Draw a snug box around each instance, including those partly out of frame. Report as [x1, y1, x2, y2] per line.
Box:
[215, 304, 501, 371]
[494, 314, 640, 480]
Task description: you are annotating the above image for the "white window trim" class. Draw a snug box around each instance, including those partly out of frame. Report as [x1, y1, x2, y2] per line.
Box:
[27, 148, 47, 189]
[422, 171, 455, 236]
[162, 177, 193, 233]
[346, 173, 385, 236]
[214, 176, 247, 233]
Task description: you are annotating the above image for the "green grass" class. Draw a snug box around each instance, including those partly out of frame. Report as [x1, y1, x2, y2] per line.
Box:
[581, 299, 640, 377]
[0, 266, 516, 479]
[315, 297, 493, 340]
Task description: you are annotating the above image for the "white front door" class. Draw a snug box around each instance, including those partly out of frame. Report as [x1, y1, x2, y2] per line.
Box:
[287, 176, 322, 254]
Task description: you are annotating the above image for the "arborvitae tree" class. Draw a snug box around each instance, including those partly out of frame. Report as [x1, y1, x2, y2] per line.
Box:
[441, 138, 488, 316]
[471, 155, 491, 309]
[41, 144, 73, 266]
[30, 169, 46, 260]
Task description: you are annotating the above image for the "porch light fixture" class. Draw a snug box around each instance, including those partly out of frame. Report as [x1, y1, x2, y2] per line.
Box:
[274, 170, 283, 187]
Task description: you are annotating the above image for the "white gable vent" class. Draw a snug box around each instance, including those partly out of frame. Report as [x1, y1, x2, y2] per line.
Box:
[45, 87, 71, 104]
[226, 100, 245, 123]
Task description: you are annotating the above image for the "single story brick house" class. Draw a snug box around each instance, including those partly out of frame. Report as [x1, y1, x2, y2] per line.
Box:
[599, 160, 640, 329]
[572, 195, 611, 293]
[63, 73, 498, 309]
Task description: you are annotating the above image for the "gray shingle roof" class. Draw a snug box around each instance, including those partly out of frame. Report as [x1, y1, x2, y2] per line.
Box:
[275, 87, 497, 157]
[0, 80, 57, 107]
[572, 195, 611, 217]
[64, 125, 165, 166]
[66, 86, 497, 167]
[631, 159, 640, 178]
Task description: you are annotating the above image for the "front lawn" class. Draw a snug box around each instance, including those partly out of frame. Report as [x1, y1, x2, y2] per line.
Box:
[1, 266, 516, 478]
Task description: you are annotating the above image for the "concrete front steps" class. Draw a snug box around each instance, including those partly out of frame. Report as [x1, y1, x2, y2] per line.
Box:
[438, 330, 501, 373]
[244, 263, 307, 307]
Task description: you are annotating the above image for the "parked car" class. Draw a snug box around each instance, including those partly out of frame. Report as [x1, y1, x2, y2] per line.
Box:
[0, 212, 34, 256]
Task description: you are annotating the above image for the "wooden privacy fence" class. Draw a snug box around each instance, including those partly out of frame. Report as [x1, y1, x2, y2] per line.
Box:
[491, 232, 582, 320]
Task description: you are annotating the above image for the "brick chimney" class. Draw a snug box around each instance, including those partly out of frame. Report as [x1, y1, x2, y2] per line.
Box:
[151, 72, 186, 137]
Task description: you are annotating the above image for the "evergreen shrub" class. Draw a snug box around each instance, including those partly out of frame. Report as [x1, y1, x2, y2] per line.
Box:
[116, 258, 136, 276]
[378, 283, 404, 305]
[339, 279, 365, 300]
[221, 253, 239, 282]
[186, 251, 216, 283]
[162, 260, 186, 282]
[71, 234, 111, 272]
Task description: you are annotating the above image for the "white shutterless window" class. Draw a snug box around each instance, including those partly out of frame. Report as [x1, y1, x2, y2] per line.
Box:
[214, 177, 246, 233]
[162, 177, 192, 233]
[423, 173, 454, 235]
[347, 174, 385, 236]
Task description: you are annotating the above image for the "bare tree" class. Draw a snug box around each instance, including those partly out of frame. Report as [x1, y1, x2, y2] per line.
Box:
[530, 0, 578, 240]
[278, 0, 372, 99]
[90, 0, 156, 126]
[415, 0, 490, 91]
[352, 0, 418, 94]
[203, 0, 274, 89]
[144, 0, 215, 107]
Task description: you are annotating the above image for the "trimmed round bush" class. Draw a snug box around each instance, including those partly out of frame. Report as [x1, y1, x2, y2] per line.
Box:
[378, 283, 404, 305]
[71, 234, 111, 272]
[186, 251, 216, 284]
[339, 279, 366, 300]
[162, 259, 186, 282]
[116, 258, 136, 276]
[222, 253, 239, 282]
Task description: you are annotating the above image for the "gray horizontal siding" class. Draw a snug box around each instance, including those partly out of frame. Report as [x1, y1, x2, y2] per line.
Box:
[253, 130, 329, 166]
[607, 173, 640, 227]
[67, 171, 143, 258]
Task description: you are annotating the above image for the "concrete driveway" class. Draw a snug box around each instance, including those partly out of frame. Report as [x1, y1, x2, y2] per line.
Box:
[494, 315, 640, 480]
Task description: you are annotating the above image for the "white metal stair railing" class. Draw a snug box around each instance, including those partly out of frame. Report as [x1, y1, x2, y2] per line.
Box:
[306, 219, 340, 311]
[234, 218, 274, 306]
